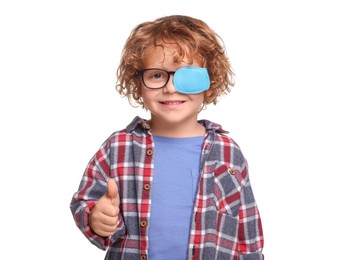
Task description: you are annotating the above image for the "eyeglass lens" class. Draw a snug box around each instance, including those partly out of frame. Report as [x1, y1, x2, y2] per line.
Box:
[142, 69, 171, 89]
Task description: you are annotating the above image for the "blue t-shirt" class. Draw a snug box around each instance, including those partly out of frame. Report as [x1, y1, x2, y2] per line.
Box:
[148, 135, 203, 260]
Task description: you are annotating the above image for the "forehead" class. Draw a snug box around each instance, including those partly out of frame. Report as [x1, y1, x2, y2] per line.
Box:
[142, 44, 201, 68]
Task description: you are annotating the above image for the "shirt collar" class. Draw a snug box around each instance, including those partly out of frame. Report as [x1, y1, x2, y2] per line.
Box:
[126, 116, 151, 133]
[198, 119, 229, 134]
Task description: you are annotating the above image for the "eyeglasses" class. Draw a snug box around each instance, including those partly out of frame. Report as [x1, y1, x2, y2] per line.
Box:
[138, 68, 175, 89]
[137, 66, 211, 94]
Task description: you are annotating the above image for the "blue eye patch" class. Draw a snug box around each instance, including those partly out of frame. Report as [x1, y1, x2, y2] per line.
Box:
[173, 66, 210, 94]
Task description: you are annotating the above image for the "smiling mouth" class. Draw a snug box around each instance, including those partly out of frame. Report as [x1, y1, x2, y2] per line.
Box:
[159, 101, 186, 105]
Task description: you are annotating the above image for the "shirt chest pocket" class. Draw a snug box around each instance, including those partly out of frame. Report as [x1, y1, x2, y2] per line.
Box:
[213, 164, 242, 217]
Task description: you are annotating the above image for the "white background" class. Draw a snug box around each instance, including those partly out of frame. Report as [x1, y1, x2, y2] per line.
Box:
[1, 0, 342, 259]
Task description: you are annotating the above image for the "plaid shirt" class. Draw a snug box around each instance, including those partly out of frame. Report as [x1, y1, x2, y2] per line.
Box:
[70, 116, 264, 260]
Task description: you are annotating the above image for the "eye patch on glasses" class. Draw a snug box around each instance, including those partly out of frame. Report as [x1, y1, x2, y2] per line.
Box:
[173, 66, 210, 94]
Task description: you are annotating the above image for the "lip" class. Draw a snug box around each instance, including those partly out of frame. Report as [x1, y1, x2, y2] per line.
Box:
[158, 100, 186, 107]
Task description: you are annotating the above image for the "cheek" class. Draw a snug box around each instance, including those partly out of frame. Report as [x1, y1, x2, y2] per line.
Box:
[141, 92, 148, 103]
[187, 94, 205, 109]
[194, 92, 206, 103]
[141, 89, 155, 106]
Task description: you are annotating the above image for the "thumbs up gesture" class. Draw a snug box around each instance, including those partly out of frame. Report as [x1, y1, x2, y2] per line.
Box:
[89, 179, 120, 237]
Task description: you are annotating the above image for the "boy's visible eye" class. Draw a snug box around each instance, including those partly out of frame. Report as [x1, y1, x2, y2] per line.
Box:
[145, 70, 167, 81]
[152, 73, 163, 79]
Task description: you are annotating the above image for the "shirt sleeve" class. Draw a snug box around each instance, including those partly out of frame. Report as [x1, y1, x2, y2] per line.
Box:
[237, 162, 264, 259]
[69, 138, 126, 250]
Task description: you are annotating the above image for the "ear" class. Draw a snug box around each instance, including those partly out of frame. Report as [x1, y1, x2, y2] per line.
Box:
[204, 88, 214, 103]
[133, 78, 142, 98]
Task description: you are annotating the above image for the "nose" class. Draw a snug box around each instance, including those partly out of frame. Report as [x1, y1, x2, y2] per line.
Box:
[163, 74, 177, 94]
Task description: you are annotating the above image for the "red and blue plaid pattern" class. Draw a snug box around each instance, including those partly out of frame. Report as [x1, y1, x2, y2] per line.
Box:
[70, 116, 264, 259]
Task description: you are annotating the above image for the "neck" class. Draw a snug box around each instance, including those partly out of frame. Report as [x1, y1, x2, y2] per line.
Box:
[148, 118, 205, 138]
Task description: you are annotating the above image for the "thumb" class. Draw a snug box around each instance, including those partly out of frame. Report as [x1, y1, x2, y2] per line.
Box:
[106, 178, 118, 200]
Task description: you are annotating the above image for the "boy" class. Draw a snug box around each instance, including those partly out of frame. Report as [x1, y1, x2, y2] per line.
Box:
[70, 15, 264, 259]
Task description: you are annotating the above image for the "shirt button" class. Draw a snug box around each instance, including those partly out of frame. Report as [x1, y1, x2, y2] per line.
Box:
[229, 168, 235, 175]
[140, 255, 147, 260]
[144, 183, 151, 190]
[146, 149, 153, 156]
[140, 220, 147, 227]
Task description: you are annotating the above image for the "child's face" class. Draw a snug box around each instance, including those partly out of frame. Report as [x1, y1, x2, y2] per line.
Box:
[140, 45, 207, 128]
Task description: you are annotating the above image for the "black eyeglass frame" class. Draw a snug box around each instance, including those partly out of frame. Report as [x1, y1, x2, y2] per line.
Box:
[138, 68, 176, 90]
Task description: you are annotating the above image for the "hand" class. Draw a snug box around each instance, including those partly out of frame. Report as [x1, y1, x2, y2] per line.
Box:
[89, 179, 120, 237]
